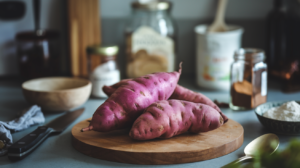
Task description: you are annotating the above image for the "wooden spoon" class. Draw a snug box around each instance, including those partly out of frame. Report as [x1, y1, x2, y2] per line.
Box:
[208, 0, 228, 32]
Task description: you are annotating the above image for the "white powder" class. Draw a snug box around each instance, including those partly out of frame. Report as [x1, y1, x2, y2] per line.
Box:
[90, 61, 120, 98]
[263, 101, 300, 121]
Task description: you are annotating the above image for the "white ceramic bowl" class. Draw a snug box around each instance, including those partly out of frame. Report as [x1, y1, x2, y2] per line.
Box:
[22, 77, 91, 112]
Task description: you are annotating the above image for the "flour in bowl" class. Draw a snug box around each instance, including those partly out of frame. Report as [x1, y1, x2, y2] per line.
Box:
[263, 101, 300, 121]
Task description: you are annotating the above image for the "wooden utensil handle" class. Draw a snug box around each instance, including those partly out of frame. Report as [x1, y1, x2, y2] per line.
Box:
[215, 0, 228, 24]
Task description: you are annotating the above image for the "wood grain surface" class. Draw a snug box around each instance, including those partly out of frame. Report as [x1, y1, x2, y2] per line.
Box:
[67, 0, 101, 77]
[72, 118, 243, 165]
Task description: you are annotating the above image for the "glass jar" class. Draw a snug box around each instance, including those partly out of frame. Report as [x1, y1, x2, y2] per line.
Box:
[16, 30, 60, 81]
[125, 0, 176, 78]
[87, 45, 120, 98]
[230, 48, 268, 110]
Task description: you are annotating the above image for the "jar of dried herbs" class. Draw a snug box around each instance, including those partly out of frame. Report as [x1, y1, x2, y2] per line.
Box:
[125, 0, 176, 78]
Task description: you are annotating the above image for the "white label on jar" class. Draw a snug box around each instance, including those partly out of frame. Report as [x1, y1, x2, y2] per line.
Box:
[128, 26, 174, 78]
[90, 70, 120, 98]
[261, 71, 267, 96]
[198, 53, 232, 81]
[197, 37, 238, 82]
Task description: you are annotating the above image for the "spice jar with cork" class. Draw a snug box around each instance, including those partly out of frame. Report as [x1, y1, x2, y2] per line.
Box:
[87, 45, 120, 98]
[230, 48, 268, 110]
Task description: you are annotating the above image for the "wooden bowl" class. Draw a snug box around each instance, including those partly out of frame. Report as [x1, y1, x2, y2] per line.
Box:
[255, 101, 300, 135]
[22, 77, 92, 112]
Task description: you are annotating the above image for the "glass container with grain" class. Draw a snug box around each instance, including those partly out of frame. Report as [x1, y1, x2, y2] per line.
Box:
[125, 0, 176, 78]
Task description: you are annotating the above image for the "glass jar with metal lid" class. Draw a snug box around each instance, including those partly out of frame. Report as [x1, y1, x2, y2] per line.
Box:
[125, 0, 176, 78]
[230, 48, 268, 110]
[86, 44, 120, 98]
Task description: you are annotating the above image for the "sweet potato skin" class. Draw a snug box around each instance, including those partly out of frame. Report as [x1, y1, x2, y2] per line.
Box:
[129, 100, 224, 140]
[103, 82, 228, 122]
[102, 79, 131, 97]
[90, 70, 181, 132]
[170, 85, 228, 122]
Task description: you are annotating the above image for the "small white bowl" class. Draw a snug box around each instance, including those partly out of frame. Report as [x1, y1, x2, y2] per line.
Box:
[22, 77, 91, 112]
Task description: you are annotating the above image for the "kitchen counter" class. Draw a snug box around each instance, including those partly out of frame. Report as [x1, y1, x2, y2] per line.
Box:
[0, 79, 300, 168]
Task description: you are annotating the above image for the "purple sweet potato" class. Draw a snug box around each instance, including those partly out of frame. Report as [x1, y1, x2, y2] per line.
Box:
[129, 100, 224, 140]
[102, 79, 131, 97]
[81, 64, 182, 132]
[103, 83, 228, 123]
[170, 85, 228, 122]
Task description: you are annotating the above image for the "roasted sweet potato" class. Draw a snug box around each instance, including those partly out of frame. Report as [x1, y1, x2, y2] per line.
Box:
[129, 100, 224, 140]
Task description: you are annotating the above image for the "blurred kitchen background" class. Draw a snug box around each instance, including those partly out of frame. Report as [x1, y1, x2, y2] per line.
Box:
[0, 0, 271, 76]
[0, 0, 299, 90]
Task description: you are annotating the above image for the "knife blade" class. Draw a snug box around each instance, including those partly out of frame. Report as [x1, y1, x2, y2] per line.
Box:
[7, 108, 85, 161]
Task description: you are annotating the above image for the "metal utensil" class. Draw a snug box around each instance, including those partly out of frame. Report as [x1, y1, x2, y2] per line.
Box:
[222, 133, 279, 168]
[33, 0, 43, 35]
[7, 108, 85, 160]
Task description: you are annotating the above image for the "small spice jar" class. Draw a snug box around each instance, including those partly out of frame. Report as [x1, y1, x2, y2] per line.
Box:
[87, 45, 120, 98]
[230, 48, 268, 110]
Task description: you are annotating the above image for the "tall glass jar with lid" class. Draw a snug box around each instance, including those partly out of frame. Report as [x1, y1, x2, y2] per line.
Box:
[125, 0, 176, 78]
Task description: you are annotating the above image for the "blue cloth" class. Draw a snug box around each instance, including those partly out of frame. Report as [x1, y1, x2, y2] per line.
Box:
[0, 105, 45, 156]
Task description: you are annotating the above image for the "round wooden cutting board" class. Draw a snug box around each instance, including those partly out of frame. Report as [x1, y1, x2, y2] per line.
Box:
[72, 118, 243, 165]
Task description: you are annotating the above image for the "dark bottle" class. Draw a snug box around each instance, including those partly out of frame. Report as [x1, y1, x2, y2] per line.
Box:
[266, 0, 288, 71]
[287, 0, 300, 60]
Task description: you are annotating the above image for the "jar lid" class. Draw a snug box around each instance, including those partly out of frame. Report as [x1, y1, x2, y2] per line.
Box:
[234, 48, 265, 62]
[86, 45, 119, 56]
[131, 0, 170, 10]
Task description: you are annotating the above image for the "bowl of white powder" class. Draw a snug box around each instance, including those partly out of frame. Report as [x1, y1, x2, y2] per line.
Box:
[255, 101, 300, 135]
